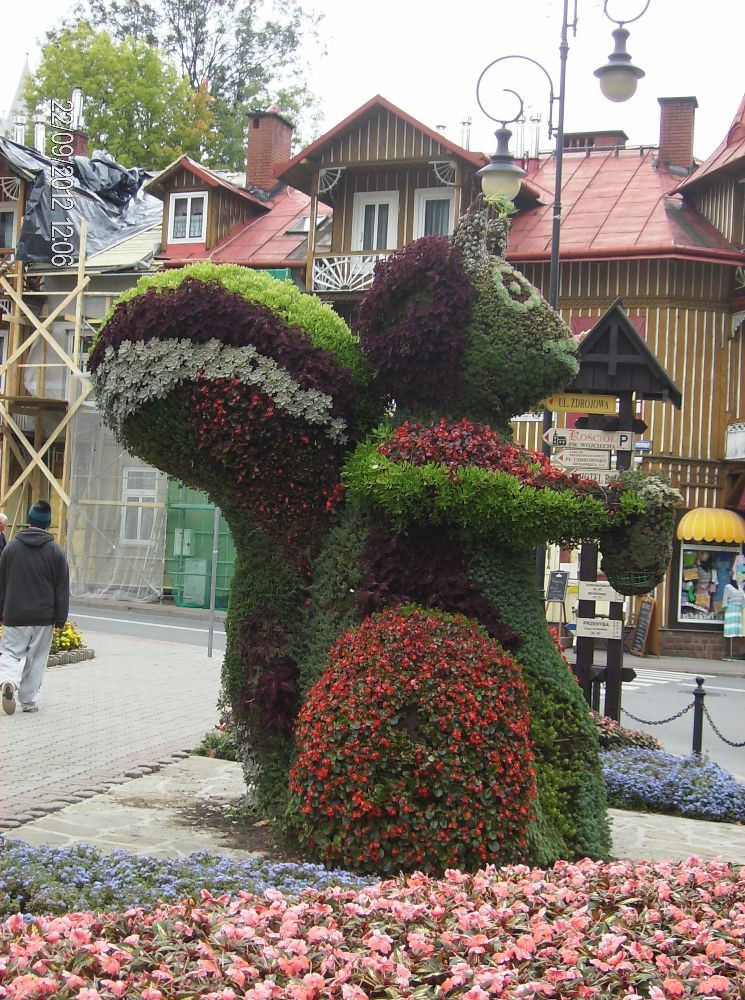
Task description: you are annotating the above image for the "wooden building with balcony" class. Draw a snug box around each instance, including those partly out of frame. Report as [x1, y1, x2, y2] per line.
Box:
[274, 95, 492, 319]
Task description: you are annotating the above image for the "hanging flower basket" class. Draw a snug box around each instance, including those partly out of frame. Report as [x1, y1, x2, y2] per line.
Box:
[607, 572, 656, 595]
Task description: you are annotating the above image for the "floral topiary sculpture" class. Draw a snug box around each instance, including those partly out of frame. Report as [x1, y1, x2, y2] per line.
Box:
[90, 202, 679, 871]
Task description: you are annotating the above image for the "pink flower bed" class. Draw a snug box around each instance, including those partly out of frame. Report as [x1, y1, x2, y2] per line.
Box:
[1, 858, 744, 998]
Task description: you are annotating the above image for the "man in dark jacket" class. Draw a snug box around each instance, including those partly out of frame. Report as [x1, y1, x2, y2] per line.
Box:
[0, 500, 70, 715]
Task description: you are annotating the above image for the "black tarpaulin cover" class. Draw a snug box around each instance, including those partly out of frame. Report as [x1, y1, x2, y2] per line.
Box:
[0, 138, 161, 262]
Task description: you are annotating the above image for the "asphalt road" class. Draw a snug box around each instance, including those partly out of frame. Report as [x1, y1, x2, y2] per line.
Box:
[69, 601, 227, 653]
[614, 668, 745, 782]
[68, 602, 744, 781]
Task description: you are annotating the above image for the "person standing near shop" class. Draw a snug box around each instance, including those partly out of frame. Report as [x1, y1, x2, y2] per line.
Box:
[0, 513, 8, 555]
[722, 575, 745, 661]
[0, 501, 69, 715]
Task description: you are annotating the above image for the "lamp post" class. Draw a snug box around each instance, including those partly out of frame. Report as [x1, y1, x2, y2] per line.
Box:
[476, 0, 650, 595]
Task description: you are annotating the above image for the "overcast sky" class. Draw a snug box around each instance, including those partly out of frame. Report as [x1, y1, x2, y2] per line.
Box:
[2, 0, 742, 163]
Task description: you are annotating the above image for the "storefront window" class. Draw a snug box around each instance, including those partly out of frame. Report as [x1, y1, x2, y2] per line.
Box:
[678, 544, 745, 623]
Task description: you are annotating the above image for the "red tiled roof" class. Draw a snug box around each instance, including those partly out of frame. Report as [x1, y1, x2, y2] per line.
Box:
[155, 185, 326, 269]
[676, 94, 745, 192]
[507, 147, 744, 265]
[207, 186, 327, 267]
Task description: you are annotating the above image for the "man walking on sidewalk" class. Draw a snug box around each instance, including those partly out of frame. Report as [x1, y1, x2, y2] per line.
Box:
[0, 501, 70, 715]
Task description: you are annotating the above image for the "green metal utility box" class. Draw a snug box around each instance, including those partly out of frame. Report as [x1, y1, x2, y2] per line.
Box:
[165, 482, 236, 609]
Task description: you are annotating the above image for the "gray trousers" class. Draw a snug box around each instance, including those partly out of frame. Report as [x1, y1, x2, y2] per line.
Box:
[0, 625, 54, 706]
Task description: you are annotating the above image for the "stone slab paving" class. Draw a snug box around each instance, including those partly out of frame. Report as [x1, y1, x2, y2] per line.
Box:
[0, 630, 221, 822]
[609, 807, 745, 863]
[5, 755, 745, 866]
[4, 756, 254, 860]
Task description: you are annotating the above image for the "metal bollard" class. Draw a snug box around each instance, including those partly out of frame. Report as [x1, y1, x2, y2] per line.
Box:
[692, 676, 706, 756]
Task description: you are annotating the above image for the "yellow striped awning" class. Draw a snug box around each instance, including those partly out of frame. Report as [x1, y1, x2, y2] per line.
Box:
[676, 507, 745, 543]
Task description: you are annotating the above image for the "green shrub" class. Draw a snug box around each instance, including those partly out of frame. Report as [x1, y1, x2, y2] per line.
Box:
[592, 712, 662, 751]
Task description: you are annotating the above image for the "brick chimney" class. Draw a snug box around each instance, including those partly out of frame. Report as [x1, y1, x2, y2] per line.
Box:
[658, 97, 698, 172]
[71, 130, 89, 158]
[246, 106, 294, 191]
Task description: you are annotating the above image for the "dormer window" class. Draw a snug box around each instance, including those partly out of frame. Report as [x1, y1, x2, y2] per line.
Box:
[169, 192, 208, 242]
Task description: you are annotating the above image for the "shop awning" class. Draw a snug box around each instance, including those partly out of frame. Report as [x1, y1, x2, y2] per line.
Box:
[676, 507, 745, 543]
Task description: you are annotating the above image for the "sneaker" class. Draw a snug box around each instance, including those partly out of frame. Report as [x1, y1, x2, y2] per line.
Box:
[2, 682, 16, 715]
[21, 703, 38, 713]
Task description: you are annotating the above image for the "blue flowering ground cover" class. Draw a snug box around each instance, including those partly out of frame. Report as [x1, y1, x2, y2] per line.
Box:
[0, 841, 372, 920]
[2, 748, 744, 920]
[602, 748, 745, 824]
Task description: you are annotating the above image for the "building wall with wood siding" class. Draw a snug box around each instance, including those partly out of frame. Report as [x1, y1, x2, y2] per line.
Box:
[510, 255, 745, 630]
[329, 165, 474, 252]
[689, 178, 745, 248]
[158, 166, 256, 249]
[316, 109, 458, 167]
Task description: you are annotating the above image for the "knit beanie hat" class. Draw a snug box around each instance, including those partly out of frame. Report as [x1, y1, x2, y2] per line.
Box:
[28, 501, 52, 528]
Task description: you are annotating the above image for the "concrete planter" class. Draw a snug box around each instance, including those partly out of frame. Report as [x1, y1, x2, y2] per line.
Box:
[47, 648, 95, 667]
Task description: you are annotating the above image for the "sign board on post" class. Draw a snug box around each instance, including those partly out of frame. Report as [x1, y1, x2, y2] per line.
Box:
[575, 617, 623, 640]
[554, 449, 612, 470]
[573, 469, 620, 486]
[542, 393, 617, 413]
[578, 581, 625, 603]
[545, 571, 569, 602]
[543, 428, 633, 451]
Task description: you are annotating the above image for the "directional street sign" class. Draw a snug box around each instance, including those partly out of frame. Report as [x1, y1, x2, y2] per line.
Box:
[542, 393, 617, 414]
[578, 581, 625, 603]
[554, 449, 611, 470]
[572, 469, 620, 486]
[575, 617, 623, 640]
[542, 428, 633, 451]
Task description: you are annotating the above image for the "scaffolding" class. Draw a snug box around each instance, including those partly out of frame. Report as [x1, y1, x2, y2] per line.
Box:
[0, 224, 172, 600]
[0, 227, 92, 535]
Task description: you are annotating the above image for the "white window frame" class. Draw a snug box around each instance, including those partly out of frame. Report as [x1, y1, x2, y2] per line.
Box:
[0, 201, 18, 251]
[413, 187, 456, 239]
[351, 191, 399, 251]
[120, 467, 158, 545]
[168, 191, 208, 243]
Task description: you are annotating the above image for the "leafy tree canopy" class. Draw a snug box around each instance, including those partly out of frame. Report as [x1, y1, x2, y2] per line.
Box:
[31, 0, 324, 170]
[25, 21, 212, 169]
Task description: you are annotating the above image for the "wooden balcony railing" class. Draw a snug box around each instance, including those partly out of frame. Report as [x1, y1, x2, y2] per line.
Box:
[312, 252, 390, 293]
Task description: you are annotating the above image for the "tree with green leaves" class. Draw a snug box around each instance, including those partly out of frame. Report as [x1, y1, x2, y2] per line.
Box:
[25, 21, 212, 169]
[80, 0, 323, 169]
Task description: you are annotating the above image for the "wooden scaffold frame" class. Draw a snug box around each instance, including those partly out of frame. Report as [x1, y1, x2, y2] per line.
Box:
[0, 222, 92, 542]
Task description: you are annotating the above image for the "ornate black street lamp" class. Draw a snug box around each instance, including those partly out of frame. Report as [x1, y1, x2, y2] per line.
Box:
[475, 0, 650, 593]
[476, 0, 650, 310]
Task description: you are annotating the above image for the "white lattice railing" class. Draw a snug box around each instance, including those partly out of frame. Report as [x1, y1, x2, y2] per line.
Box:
[312, 253, 390, 293]
[0, 298, 10, 317]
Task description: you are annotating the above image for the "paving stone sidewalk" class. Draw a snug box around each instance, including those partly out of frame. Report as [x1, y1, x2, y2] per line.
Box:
[5, 754, 745, 866]
[0, 630, 221, 824]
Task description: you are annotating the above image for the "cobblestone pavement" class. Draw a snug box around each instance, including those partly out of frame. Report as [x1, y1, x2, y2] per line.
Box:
[0, 630, 221, 825]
